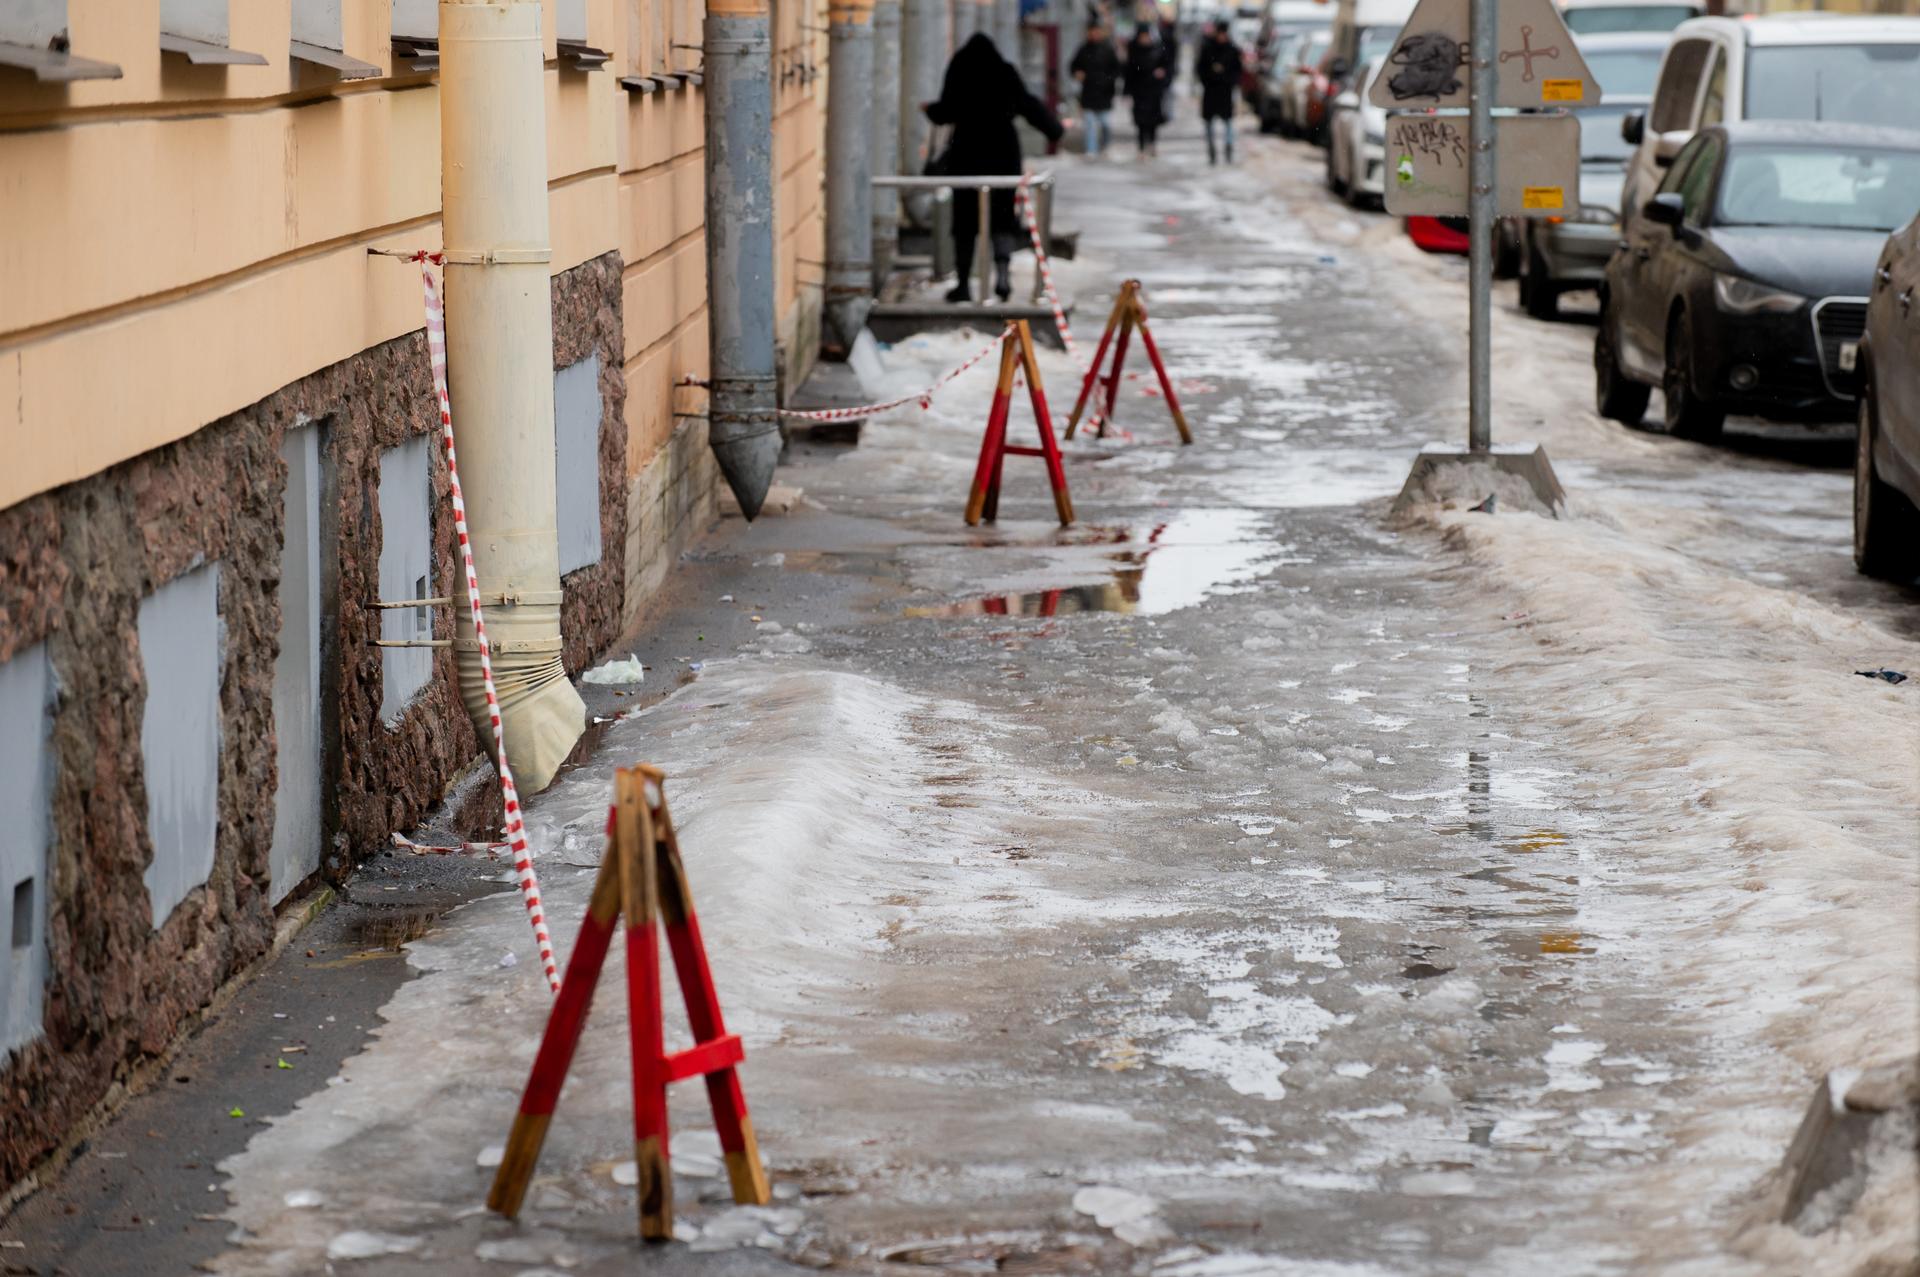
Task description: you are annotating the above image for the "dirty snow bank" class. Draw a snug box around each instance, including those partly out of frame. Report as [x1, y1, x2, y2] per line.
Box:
[211, 661, 1136, 1275]
[1426, 505, 1919, 1275]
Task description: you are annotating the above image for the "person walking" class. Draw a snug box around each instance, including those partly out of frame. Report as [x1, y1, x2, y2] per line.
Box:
[1195, 19, 1244, 164]
[1123, 27, 1168, 157]
[1069, 23, 1123, 156]
[923, 33, 1065, 303]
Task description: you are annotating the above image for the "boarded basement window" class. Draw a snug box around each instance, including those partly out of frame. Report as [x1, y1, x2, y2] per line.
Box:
[378, 435, 434, 724]
[138, 564, 223, 930]
[0, 643, 53, 1054]
[554, 354, 604, 577]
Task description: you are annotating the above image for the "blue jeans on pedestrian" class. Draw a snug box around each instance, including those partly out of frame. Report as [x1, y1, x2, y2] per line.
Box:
[1083, 109, 1111, 156]
[1205, 115, 1235, 155]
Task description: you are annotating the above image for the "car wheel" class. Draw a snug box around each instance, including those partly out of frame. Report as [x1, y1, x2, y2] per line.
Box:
[1521, 238, 1559, 320]
[1663, 310, 1725, 442]
[1854, 375, 1920, 579]
[1594, 302, 1651, 425]
[1493, 224, 1521, 280]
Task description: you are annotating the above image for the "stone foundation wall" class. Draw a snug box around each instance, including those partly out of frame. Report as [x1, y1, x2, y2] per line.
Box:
[0, 254, 626, 1190]
[623, 414, 721, 633]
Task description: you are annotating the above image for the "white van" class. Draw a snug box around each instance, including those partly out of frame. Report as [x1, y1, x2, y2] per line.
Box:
[1558, 0, 1702, 37]
[1619, 15, 1920, 231]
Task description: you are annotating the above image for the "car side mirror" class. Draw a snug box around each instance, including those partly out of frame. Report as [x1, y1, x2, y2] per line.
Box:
[1644, 192, 1685, 231]
[1652, 131, 1687, 168]
[1621, 112, 1644, 146]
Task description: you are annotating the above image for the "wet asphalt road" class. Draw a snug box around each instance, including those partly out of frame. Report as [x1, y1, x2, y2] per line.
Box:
[15, 107, 1915, 1277]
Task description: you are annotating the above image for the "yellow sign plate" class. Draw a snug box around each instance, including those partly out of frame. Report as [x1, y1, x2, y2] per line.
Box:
[1522, 186, 1566, 211]
[1541, 78, 1583, 102]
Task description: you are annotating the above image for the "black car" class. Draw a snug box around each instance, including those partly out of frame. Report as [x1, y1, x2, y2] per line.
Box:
[1595, 122, 1920, 440]
[1856, 209, 1920, 579]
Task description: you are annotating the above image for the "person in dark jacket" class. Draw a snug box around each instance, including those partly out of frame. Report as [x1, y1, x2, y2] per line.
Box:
[924, 33, 1065, 303]
[1123, 27, 1168, 156]
[1195, 20, 1244, 164]
[1069, 24, 1123, 156]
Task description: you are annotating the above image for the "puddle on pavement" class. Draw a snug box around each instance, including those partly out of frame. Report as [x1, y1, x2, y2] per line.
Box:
[905, 508, 1281, 618]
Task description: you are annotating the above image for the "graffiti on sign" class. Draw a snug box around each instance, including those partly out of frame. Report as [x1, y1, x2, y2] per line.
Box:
[1387, 32, 1465, 101]
[1499, 24, 1560, 83]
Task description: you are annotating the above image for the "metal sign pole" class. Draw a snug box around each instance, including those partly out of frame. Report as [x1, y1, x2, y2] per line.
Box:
[1467, 0, 1495, 453]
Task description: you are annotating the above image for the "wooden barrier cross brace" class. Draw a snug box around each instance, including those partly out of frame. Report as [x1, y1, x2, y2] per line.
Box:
[1065, 279, 1194, 445]
[965, 320, 1076, 528]
[487, 764, 770, 1242]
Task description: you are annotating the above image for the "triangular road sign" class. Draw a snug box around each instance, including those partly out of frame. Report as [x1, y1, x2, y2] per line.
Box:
[1368, 0, 1601, 110]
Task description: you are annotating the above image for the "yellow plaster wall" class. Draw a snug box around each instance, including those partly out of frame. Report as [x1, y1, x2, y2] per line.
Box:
[0, 0, 826, 526]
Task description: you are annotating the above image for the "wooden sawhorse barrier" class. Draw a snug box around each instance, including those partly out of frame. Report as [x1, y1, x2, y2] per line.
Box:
[487, 764, 770, 1241]
[965, 319, 1075, 528]
[1065, 279, 1193, 445]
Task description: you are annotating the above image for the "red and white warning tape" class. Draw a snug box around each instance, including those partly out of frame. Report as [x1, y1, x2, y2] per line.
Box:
[1013, 178, 1114, 438]
[414, 252, 561, 994]
[679, 325, 1010, 423]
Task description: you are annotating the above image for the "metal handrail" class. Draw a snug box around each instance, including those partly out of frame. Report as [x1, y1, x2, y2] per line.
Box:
[872, 172, 1056, 304]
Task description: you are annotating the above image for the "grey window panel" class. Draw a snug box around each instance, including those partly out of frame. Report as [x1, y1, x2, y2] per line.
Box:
[291, 0, 342, 48]
[390, 36, 438, 72]
[390, 0, 438, 40]
[159, 34, 269, 65]
[556, 39, 611, 71]
[553, 355, 604, 576]
[377, 435, 434, 724]
[4, 0, 68, 49]
[270, 426, 326, 905]
[290, 40, 379, 79]
[556, 0, 588, 43]
[0, 41, 122, 81]
[138, 564, 223, 930]
[0, 643, 53, 1056]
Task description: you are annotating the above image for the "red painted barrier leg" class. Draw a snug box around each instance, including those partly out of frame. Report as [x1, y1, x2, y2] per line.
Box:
[1103, 310, 1135, 432]
[616, 772, 674, 1242]
[645, 782, 771, 1207]
[966, 337, 1019, 526]
[1066, 289, 1129, 439]
[1135, 312, 1193, 445]
[1014, 321, 1075, 527]
[486, 811, 622, 1219]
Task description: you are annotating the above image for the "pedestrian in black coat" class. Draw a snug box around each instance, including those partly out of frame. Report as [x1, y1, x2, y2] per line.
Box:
[1195, 21, 1244, 164]
[1069, 24, 1123, 155]
[924, 33, 1065, 302]
[1123, 27, 1168, 156]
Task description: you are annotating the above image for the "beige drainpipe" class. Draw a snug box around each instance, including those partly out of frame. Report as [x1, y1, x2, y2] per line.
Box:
[438, 0, 585, 794]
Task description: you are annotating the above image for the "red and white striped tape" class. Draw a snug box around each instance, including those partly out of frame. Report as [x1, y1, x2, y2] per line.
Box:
[679, 325, 1010, 423]
[414, 253, 561, 995]
[1013, 178, 1112, 437]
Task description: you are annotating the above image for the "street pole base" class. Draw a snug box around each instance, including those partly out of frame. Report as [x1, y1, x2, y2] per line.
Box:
[1391, 442, 1565, 518]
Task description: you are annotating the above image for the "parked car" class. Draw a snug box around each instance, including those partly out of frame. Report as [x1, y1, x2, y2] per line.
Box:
[1320, 0, 1414, 146]
[1252, 0, 1332, 128]
[1558, 0, 1702, 36]
[1620, 15, 1920, 234]
[1595, 122, 1920, 440]
[1508, 34, 1666, 318]
[1256, 30, 1310, 132]
[1407, 215, 1470, 256]
[1274, 29, 1333, 139]
[1326, 58, 1388, 208]
[1855, 211, 1920, 579]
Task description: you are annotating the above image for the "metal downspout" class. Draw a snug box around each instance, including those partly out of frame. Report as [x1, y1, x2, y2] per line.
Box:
[438, 0, 585, 794]
[825, 0, 876, 351]
[994, 0, 1019, 65]
[900, 0, 945, 227]
[870, 0, 903, 285]
[704, 0, 782, 518]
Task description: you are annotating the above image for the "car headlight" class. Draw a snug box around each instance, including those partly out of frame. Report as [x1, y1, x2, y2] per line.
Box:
[1364, 128, 1384, 145]
[1713, 273, 1805, 314]
[1573, 205, 1614, 225]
